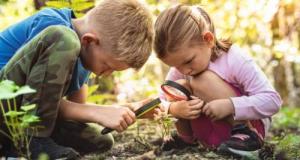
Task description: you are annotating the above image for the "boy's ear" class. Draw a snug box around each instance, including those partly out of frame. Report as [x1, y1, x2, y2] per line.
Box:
[81, 33, 99, 46]
[202, 31, 214, 47]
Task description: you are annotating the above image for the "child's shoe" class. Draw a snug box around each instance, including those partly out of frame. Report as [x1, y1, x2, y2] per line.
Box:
[217, 124, 263, 157]
[161, 132, 197, 151]
[29, 137, 80, 160]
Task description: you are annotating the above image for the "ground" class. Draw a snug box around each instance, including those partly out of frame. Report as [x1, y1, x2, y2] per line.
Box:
[83, 114, 300, 160]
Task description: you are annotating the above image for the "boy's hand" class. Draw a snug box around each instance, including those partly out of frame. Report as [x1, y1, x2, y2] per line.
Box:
[95, 106, 136, 133]
[169, 96, 204, 119]
[202, 99, 234, 121]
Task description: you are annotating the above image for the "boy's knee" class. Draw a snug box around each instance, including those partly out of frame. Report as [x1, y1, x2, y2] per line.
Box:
[98, 133, 114, 151]
[81, 123, 114, 152]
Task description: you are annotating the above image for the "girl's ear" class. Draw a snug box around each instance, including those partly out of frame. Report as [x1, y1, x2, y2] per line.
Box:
[81, 33, 99, 46]
[203, 31, 214, 47]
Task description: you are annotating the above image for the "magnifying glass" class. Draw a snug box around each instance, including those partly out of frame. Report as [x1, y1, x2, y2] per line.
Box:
[101, 80, 192, 135]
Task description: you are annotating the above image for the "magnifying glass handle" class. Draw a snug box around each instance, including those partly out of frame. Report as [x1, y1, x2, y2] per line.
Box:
[101, 127, 113, 135]
[101, 98, 161, 135]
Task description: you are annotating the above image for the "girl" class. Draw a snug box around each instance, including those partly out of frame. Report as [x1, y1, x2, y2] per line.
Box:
[154, 5, 282, 156]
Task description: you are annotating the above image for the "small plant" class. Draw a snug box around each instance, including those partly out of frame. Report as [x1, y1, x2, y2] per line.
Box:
[0, 80, 40, 158]
[155, 113, 173, 140]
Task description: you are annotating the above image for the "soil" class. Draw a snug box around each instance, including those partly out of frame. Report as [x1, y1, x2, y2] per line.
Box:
[83, 119, 281, 160]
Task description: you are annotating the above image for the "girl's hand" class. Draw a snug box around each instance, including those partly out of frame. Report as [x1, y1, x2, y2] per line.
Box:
[202, 99, 235, 121]
[169, 96, 204, 119]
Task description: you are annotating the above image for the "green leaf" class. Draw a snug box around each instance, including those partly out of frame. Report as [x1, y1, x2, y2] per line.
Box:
[0, 80, 19, 99]
[71, 2, 94, 11]
[45, 1, 71, 8]
[21, 114, 40, 124]
[88, 85, 99, 96]
[20, 104, 36, 112]
[14, 86, 36, 96]
[4, 111, 25, 117]
[0, 80, 35, 99]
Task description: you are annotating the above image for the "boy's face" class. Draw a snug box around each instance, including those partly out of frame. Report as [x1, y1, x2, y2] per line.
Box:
[161, 44, 212, 76]
[80, 38, 130, 76]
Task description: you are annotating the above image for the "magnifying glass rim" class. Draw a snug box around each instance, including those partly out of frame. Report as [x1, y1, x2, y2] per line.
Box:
[161, 80, 192, 101]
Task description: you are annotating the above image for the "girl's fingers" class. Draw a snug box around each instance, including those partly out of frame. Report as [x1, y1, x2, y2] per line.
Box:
[189, 114, 200, 120]
[191, 101, 205, 110]
[204, 106, 212, 117]
[191, 95, 200, 99]
[211, 116, 218, 122]
[202, 103, 208, 113]
[188, 99, 202, 106]
[190, 110, 201, 117]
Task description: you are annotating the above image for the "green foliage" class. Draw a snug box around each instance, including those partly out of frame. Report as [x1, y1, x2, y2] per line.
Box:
[277, 134, 300, 158]
[268, 107, 300, 159]
[155, 114, 173, 140]
[45, 0, 94, 17]
[0, 80, 40, 158]
[0, 0, 8, 5]
[0, 80, 35, 99]
[272, 107, 300, 129]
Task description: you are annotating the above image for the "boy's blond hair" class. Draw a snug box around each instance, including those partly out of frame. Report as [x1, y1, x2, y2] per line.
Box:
[87, 0, 153, 69]
[154, 5, 231, 61]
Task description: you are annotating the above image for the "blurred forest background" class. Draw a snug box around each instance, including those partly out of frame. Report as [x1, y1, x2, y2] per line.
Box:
[0, 0, 300, 159]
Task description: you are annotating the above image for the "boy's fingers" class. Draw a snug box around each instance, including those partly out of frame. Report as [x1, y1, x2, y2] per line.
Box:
[154, 108, 161, 114]
[116, 125, 124, 133]
[120, 120, 128, 130]
[159, 105, 165, 112]
[127, 109, 136, 121]
[124, 114, 134, 125]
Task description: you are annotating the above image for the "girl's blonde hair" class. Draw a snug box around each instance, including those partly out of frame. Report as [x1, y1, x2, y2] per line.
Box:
[154, 5, 231, 61]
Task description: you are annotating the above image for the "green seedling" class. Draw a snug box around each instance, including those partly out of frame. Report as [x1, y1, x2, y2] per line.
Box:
[0, 80, 40, 159]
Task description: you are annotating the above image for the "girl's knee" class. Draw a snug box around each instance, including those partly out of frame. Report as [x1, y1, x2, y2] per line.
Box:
[174, 79, 191, 92]
[190, 70, 237, 100]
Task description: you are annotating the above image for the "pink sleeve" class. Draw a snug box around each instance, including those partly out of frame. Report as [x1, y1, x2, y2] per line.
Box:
[165, 67, 186, 81]
[229, 53, 282, 120]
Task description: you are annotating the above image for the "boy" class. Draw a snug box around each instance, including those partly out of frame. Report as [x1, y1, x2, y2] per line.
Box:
[0, 0, 153, 159]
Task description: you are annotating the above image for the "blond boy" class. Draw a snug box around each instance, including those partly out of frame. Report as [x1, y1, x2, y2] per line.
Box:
[0, 0, 153, 159]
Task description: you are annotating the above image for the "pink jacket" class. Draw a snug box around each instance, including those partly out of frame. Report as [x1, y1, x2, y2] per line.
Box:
[160, 45, 282, 121]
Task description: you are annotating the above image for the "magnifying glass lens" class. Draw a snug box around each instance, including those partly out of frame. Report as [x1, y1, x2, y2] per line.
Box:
[161, 85, 189, 101]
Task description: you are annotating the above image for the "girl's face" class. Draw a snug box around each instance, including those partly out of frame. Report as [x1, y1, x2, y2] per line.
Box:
[162, 43, 212, 76]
